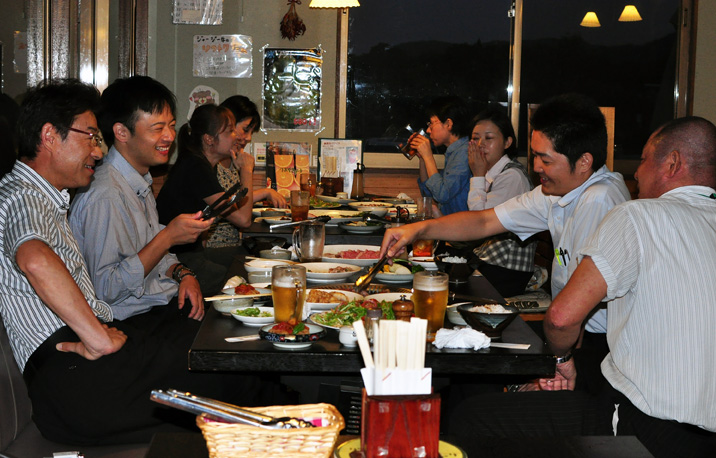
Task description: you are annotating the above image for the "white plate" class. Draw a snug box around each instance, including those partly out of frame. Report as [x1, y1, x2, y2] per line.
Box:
[339, 222, 385, 234]
[244, 259, 292, 273]
[231, 307, 275, 326]
[306, 289, 364, 311]
[409, 256, 438, 271]
[252, 207, 290, 217]
[322, 244, 382, 267]
[347, 201, 394, 209]
[221, 287, 271, 305]
[308, 312, 342, 330]
[365, 292, 413, 303]
[300, 262, 362, 281]
[375, 272, 414, 283]
[343, 207, 388, 217]
[317, 195, 356, 205]
[261, 216, 295, 226]
[307, 209, 363, 225]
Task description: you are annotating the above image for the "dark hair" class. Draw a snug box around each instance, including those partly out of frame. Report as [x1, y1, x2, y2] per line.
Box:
[471, 107, 518, 159]
[530, 93, 606, 171]
[426, 96, 470, 138]
[16, 79, 101, 161]
[98, 76, 176, 146]
[651, 116, 716, 184]
[177, 104, 235, 160]
[220, 95, 261, 132]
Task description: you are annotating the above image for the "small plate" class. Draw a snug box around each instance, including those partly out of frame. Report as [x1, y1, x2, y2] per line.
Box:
[347, 201, 394, 209]
[334, 438, 465, 458]
[409, 256, 438, 271]
[231, 307, 275, 326]
[252, 207, 290, 218]
[374, 272, 414, 283]
[261, 216, 294, 226]
[306, 289, 364, 311]
[316, 195, 356, 205]
[322, 244, 382, 267]
[259, 323, 326, 350]
[300, 262, 362, 282]
[309, 197, 341, 209]
[339, 222, 385, 234]
[244, 259, 292, 273]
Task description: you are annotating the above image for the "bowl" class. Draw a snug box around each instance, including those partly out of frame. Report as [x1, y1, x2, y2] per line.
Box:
[248, 271, 272, 284]
[456, 302, 519, 339]
[212, 296, 254, 315]
[434, 255, 473, 284]
[446, 304, 466, 326]
[259, 248, 292, 260]
[244, 259, 291, 273]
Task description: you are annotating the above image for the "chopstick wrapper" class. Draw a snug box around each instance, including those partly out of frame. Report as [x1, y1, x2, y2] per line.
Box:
[361, 367, 432, 396]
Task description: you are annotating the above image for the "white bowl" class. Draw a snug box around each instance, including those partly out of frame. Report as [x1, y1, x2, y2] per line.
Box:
[212, 296, 254, 315]
[244, 259, 292, 273]
[231, 306, 275, 326]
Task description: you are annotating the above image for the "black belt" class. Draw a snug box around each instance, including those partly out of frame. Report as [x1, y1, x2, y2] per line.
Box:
[23, 326, 80, 388]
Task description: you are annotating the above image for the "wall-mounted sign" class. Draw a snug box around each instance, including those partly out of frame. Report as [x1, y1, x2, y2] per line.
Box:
[193, 34, 252, 78]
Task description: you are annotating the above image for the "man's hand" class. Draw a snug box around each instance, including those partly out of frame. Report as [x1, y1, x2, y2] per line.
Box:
[56, 324, 127, 360]
[177, 274, 204, 320]
[264, 188, 287, 208]
[538, 359, 577, 391]
[164, 211, 213, 246]
[380, 222, 424, 259]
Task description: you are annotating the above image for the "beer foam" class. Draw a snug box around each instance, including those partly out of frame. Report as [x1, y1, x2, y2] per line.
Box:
[413, 280, 447, 291]
[273, 279, 301, 289]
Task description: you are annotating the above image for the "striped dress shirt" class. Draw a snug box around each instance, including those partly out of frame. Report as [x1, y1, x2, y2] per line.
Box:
[0, 162, 112, 370]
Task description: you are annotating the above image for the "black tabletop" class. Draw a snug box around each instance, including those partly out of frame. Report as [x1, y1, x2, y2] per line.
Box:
[243, 220, 386, 246]
[189, 256, 555, 377]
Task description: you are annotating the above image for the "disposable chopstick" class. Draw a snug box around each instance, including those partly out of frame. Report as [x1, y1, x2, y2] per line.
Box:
[204, 293, 272, 302]
[387, 321, 397, 370]
[396, 321, 409, 370]
[225, 335, 261, 343]
[352, 320, 374, 368]
[490, 342, 531, 350]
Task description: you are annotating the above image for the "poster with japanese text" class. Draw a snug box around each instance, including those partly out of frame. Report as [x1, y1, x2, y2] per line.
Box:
[262, 48, 322, 131]
[193, 35, 252, 78]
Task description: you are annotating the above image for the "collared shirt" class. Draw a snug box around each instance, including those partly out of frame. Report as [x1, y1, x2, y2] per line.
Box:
[495, 165, 630, 332]
[469, 156, 536, 273]
[69, 147, 179, 320]
[581, 186, 716, 431]
[418, 136, 471, 215]
[0, 162, 113, 370]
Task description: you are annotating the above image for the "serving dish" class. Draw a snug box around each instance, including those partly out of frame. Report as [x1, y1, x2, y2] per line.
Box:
[219, 287, 271, 305]
[456, 302, 519, 339]
[307, 209, 363, 225]
[299, 262, 362, 282]
[230, 307, 275, 326]
[258, 323, 326, 350]
[244, 259, 292, 272]
[321, 244, 381, 267]
[374, 272, 414, 283]
[339, 221, 385, 234]
[212, 296, 254, 315]
[306, 288, 364, 311]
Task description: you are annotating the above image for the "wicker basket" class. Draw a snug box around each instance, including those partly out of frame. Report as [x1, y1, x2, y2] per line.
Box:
[196, 403, 345, 458]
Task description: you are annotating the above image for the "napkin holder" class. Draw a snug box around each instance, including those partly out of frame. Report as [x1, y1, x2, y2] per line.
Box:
[361, 389, 440, 458]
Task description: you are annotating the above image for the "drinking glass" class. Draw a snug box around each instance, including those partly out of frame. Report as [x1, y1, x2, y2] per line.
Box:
[299, 172, 317, 197]
[271, 265, 307, 323]
[292, 220, 325, 262]
[412, 271, 449, 341]
[290, 190, 310, 221]
[398, 124, 428, 160]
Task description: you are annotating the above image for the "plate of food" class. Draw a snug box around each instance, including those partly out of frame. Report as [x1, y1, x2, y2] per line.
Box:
[372, 259, 424, 283]
[309, 196, 341, 209]
[252, 207, 290, 218]
[300, 262, 362, 282]
[230, 307, 275, 326]
[261, 215, 294, 226]
[244, 259, 292, 273]
[339, 221, 385, 234]
[347, 201, 394, 209]
[316, 195, 356, 205]
[306, 289, 364, 311]
[217, 284, 272, 305]
[259, 323, 326, 350]
[307, 210, 363, 225]
[322, 245, 381, 267]
[408, 255, 438, 271]
[309, 298, 396, 330]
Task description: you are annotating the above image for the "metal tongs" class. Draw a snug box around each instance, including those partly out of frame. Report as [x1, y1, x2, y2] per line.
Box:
[270, 215, 332, 229]
[355, 254, 389, 294]
[201, 182, 248, 220]
[150, 389, 314, 429]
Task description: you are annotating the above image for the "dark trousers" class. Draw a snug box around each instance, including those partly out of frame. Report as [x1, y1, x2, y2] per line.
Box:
[24, 302, 290, 446]
[477, 262, 534, 298]
[448, 379, 716, 458]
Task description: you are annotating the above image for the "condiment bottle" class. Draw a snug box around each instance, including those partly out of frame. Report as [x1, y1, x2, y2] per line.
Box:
[364, 308, 382, 343]
[392, 295, 414, 322]
[351, 162, 365, 200]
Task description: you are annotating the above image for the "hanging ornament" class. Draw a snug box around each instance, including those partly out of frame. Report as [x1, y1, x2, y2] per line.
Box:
[280, 0, 306, 41]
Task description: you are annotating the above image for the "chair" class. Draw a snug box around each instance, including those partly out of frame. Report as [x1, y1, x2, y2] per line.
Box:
[526, 104, 615, 184]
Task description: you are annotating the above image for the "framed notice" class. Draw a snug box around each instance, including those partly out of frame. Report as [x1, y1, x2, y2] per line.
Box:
[317, 139, 362, 195]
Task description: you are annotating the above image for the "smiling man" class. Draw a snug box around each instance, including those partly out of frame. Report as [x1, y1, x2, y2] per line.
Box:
[70, 76, 212, 327]
[381, 94, 630, 391]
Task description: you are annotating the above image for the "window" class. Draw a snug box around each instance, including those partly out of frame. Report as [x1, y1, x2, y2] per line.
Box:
[346, 0, 687, 164]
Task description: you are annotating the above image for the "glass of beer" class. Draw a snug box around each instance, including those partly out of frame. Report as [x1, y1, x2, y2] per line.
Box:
[299, 172, 317, 197]
[412, 271, 449, 341]
[290, 190, 310, 221]
[271, 265, 307, 323]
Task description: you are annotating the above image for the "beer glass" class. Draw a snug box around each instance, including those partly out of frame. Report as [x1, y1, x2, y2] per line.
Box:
[271, 265, 307, 323]
[290, 190, 310, 222]
[292, 220, 325, 262]
[412, 271, 449, 341]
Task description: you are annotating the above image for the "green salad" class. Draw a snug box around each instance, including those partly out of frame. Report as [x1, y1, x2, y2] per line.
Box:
[232, 307, 272, 318]
[311, 299, 395, 328]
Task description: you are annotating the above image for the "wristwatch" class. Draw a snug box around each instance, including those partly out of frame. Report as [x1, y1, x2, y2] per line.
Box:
[555, 350, 573, 364]
[171, 263, 196, 283]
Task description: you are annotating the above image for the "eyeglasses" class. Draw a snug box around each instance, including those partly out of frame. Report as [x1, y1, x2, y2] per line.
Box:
[68, 127, 104, 148]
[426, 119, 443, 129]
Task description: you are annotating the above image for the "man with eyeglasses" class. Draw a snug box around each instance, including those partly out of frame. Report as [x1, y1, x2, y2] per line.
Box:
[0, 79, 268, 444]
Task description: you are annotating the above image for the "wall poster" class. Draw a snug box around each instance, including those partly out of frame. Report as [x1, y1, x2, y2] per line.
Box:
[262, 47, 322, 131]
[173, 0, 223, 25]
[193, 34, 252, 78]
[258, 142, 313, 198]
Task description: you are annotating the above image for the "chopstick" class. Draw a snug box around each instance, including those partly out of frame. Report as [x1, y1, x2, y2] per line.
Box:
[204, 293, 272, 302]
